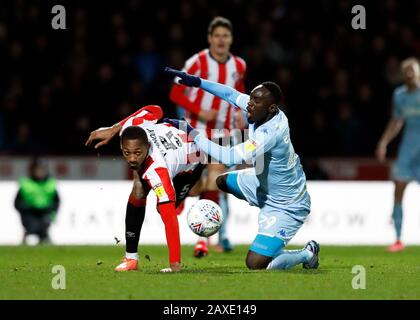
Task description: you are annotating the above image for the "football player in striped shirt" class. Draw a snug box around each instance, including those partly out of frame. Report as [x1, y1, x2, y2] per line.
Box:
[86, 105, 204, 272]
[169, 16, 247, 257]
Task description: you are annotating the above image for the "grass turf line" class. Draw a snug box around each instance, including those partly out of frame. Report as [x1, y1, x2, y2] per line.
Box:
[0, 245, 419, 300]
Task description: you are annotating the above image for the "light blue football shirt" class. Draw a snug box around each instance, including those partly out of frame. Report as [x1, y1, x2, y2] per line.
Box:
[393, 85, 420, 141]
[194, 80, 309, 207]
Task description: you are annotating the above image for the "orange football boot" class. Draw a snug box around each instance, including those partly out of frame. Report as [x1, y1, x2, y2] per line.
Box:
[115, 257, 138, 271]
[387, 240, 405, 252]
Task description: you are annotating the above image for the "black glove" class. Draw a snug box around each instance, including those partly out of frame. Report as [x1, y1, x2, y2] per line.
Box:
[164, 67, 201, 87]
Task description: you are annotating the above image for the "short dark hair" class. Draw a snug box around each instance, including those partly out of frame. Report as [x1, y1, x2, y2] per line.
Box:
[120, 126, 149, 145]
[208, 16, 233, 35]
[261, 81, 283, 105]
[29, 157, 48, 175]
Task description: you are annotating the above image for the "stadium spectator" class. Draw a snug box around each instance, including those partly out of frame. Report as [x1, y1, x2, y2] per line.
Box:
[14, 158, 60, 244]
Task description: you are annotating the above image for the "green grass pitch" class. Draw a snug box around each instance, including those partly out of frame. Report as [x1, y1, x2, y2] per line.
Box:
[0, 245, 419, 300]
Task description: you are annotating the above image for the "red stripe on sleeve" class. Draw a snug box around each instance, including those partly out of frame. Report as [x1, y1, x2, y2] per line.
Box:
[169, 58, 201, 115]
[141, 105, 163, 120]
[186, 58, 200, 74]
[132, 118, 145, 126]
[169, 84, 201, 114]
[119, 105, 163, 126]
[157, 201, 181, 263]
[154, 167, 176, 202]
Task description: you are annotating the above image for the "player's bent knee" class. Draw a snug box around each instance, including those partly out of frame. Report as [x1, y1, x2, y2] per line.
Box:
[245, 251, 271, 270]
[245, 259, 264, 270]
[216, 175, 228, 192]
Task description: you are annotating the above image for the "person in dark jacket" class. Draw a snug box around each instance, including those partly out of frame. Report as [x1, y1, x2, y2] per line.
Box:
[14, 158, 60, 244]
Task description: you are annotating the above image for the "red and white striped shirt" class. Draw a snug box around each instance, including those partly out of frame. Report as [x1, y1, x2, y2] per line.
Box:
[170, 49, 246, 138]
[120, 105, 200, 204]
[138, 123, 200, 204]
[119, 105, 163, 128]
[120, 105, 198, 264]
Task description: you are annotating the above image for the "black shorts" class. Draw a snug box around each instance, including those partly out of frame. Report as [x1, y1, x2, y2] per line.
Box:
[173, 163, 205, 206]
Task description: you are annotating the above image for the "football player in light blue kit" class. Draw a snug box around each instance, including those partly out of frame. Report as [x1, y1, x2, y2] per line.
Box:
[165, 67, 320, 270]
[376, 57, 420, 252]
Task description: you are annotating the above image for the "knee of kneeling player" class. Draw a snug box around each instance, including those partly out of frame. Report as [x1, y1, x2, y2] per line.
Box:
[216, 175, 228, 192]
[245, 256, 268, 270]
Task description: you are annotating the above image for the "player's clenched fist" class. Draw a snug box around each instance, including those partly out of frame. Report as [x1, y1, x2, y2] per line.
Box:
[164, 67, 201, 87]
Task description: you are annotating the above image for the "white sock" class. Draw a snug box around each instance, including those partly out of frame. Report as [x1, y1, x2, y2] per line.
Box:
[125, 252, 139, 260]
[305, 248, 314, 259]
[266, 249, 312, 270]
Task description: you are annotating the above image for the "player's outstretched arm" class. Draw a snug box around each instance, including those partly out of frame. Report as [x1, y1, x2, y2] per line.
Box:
[200, 79, 249, 112]
[85, 124, 121, 149]
[195, 134, 244, 166]
[157, 201, 182, 272]
[85, 105, 163, 149]
[118, 105, 163, 127]
[165, 67, 249, 111]
[194, 124, 277, 166]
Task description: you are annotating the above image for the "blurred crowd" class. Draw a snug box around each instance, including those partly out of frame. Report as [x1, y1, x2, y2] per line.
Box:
[0, 0, 419, 156]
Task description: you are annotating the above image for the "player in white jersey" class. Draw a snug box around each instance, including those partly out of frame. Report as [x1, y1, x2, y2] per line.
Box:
[170, 16, 247, 256]
[376, 57, 420, 252]
[85, 105, 204, 273]
[165, 67, 320, 270]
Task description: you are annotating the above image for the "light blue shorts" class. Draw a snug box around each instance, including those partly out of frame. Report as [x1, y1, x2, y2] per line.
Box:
[249, 206, 308, 257]
[393, 141, 420, 182]
[224, 170, 310, 257]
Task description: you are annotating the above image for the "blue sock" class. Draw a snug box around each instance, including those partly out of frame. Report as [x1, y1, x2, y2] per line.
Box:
[218, 192, 229, 242]
[392, 202, 403, 241]
[267, 249, 312, 270]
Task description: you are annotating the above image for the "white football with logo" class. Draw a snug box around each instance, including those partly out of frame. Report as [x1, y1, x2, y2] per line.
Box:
[187, 199, 224, 237]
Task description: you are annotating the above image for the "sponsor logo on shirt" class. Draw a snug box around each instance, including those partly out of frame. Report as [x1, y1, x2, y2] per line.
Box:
[153, 183, 166, 198]
[245, 140, 257, 152]
[146, 128, 167, 157]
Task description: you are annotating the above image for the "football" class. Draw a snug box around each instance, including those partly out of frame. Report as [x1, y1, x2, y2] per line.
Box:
[187, 199, 224, 237]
